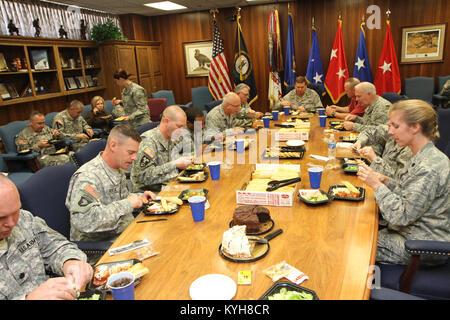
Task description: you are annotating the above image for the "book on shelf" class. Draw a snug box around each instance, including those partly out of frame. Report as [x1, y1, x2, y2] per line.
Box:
[6, 83, 19, 98]
[0, 53, 8, 71]
[75, 76, 85, 89]
[85, 75, 94, 87]
[65, 77, 77, 90]
[0, 83, 11, 99]
[30, 49, 49, 70]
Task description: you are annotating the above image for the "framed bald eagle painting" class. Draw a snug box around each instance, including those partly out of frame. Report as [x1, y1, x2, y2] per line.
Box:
[183, 40, 213, 77]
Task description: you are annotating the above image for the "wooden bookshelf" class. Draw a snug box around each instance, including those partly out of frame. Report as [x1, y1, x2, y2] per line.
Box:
[0, 36, 105, 107]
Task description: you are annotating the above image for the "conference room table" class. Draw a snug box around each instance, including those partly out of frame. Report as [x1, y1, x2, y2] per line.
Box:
[96, 112, 379, 300]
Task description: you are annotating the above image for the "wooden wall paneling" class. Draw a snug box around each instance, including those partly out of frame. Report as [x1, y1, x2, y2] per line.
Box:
[141, 0, 449, 112]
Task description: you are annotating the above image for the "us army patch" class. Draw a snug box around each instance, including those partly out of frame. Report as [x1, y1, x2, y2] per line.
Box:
[140, 155, 151, 168]
[143, 147, 155, 159]
[78, 195, 93, 207]
[83, 184, 99, 199]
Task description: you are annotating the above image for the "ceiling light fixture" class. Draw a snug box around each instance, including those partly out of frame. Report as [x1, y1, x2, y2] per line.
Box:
[144, 1, 187, 11]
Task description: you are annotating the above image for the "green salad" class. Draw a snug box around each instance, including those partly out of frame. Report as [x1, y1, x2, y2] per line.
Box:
[301, 191, 328, 202]
[268, 288, 313, 300]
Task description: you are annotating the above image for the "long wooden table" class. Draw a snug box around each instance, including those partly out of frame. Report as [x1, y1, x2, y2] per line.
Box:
[97, 113, 378, 300]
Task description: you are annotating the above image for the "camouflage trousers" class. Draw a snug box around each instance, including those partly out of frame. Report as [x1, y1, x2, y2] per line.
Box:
[38, 154, 70, 167]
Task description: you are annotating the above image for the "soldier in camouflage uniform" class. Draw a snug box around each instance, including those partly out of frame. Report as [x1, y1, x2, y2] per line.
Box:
[112, 69, 151, 128]
[53, 100, 93, 152]
[357, 100, 450, 266]
[204, 92, 245, 142]
[274, 76, 322, 112]
[15, 111, 70, 167]
[343, 82, 390, 132]
[66, 124, 155, 242]
[353, 124, 412, 179]
[234, 83, 263, 127]
[131, 106, 194, 193]
[0, 175, 92, 300]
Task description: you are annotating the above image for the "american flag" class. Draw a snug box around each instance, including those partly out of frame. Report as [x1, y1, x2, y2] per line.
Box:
[208, 20, 232, 100]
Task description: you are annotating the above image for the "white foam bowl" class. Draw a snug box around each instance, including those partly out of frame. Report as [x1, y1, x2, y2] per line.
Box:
[286, 140, 305, 147]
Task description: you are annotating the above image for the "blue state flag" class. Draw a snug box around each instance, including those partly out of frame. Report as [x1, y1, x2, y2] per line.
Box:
[305, 28, 324, 94]
[353, 22, 373, 82]
[283, 13, 296, 87]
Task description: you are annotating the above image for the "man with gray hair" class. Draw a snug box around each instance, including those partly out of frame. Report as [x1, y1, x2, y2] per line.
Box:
[15, 111, 70, 167]
[234, 83, 263, 127]
[66, 124, 156, 243]
[205, 92, 245, 141]
[131, 105, 193, 192]
[343, 82, 390, 132]
[53, 100, 93, 152]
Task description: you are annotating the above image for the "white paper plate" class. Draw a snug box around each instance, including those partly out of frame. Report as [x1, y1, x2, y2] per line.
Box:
[189, 274, 237, 300]
[286, 139, 305, 147]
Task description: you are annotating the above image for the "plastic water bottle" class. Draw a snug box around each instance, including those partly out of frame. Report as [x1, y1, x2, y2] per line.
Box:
[328, 133, 336, 160]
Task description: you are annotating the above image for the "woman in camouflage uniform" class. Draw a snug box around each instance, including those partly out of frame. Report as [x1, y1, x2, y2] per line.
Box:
[357, 99, 449, 265]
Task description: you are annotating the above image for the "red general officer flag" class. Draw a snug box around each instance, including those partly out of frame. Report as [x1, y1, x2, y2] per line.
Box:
[324, 19, 349, 104]
[374, 20, 401, 95]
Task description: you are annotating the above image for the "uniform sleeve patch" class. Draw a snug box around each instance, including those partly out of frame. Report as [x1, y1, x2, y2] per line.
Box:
[83, 184, 99, 199]
[143, 147, 155, 159]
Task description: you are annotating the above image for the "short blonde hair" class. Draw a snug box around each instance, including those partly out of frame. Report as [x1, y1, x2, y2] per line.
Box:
[389, 99, 440, 141]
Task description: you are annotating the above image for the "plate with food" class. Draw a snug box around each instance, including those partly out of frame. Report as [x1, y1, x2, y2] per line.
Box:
[51, 147, 68, 155]
[262, 146, 305, 159]
[143, 197, 181, 215]
[178, 188, 209, 202]
[298, 189, 332, 205]
[76, 289, 106, 300]
[328, 181, 365, 201]
[259, 281, 319, 300]
[339, 157, 371, 175]
[229, 204, 274, 236]
[88, 259, 148, 292]
[177, 170, 208, 183]
[330, 121, 345, 131]
[17, 149, 31, 155]
[114, 116, 127, 122]
[340, 133, 359, 143]
[185, 163, 206, 172]
[219, 227, 282, 263]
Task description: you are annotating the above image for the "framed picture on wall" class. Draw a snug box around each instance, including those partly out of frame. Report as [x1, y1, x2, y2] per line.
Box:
[400, 23, 446, 64]
[182, 40, 213, 77]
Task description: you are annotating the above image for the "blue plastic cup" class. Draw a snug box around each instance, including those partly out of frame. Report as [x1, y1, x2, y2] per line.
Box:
[263, 117, 270, 128]
[317, 108, 325, 116]
[188, 196, 206, 222]
[308, 167, 323, 189]
[208, 161, 221, 180]
[235, 139, 245, 154]
[107, 272, 135, 300]
[319, 115, 327, 127]
[272, 110, 279, 121]
[283, 106, 290, 116]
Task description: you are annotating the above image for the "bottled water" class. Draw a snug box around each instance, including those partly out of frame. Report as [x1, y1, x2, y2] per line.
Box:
[328, 133, 336, 160]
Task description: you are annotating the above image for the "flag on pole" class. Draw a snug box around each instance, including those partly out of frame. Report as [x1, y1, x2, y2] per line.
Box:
[283, 12, 296, 87]
[208, 19, 232, 100]
[353, 22, 373, 82]
[268, 9, 283, 110]
[373, 19, 401, 95]
[324, 19, 349, 104]
[305, 27, 325, 94]
[233, 12, 258, 105]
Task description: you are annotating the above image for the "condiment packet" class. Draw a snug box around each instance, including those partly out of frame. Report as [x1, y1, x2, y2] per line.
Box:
[238, 270, 252, 285]
[135, 244, 159, 261]
[263, 261, 309, 285]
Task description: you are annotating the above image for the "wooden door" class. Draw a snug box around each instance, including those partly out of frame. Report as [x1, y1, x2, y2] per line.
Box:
[115, 45, 138, 82]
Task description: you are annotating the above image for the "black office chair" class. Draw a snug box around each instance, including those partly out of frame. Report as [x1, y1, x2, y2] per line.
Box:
[17, 162, 111, 259]
[382, 92, 408, 104]
[377, 240, 450, 300]
[205, 100, 222, 113]
[136, 121, 160, 135]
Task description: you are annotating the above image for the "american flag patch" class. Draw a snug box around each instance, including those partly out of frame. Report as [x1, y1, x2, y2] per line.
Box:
[143, 147, 155, 159]
[83, 184, 99, 199]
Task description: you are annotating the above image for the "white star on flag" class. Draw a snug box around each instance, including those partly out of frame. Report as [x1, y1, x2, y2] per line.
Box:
[336, 67, 346, 79]
[355, 57, 365, 70]
[379, 61, 392, 74]
[313, 72, 323, 83]
[330, 48, 338, 60]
